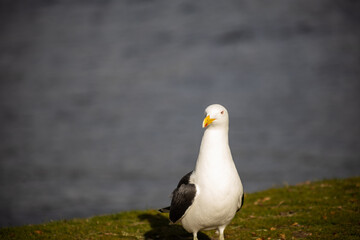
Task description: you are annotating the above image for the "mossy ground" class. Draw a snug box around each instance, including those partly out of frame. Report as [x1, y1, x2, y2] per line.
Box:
[1, 177, 359, 240]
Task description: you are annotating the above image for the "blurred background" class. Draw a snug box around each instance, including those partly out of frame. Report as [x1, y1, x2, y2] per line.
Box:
[0, 0, 359, 227]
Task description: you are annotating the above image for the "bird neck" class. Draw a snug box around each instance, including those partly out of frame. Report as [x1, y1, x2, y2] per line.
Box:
[195, 126, 232, 170]
[201, 126, 229, 150]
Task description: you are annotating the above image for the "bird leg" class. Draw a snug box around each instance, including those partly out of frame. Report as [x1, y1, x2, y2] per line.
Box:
[193, 232, 198, 240]
[218, 226, 225, 240]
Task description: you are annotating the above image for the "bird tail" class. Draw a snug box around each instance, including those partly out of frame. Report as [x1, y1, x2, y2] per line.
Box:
[158, 206, 170, 213]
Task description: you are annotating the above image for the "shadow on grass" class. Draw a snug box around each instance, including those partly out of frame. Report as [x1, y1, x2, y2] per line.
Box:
[138, 213, 211, 240]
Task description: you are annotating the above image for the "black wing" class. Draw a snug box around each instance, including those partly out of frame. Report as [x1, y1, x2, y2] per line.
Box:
[176, 171, 193, 188]
[237, 192, 245, 212]
[169, 171, 196, 223]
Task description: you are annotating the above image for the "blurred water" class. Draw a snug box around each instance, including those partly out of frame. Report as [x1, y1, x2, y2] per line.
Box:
[0, 0, 359, 227]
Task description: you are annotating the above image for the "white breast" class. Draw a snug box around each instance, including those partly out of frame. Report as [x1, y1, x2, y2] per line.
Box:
[181, 127, 243, 233]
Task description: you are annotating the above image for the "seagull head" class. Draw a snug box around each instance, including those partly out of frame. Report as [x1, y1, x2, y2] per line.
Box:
[202, 104, 229, 128]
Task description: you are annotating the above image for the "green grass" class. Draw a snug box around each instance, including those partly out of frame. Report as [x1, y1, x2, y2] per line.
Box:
[1, 177, 359, 240]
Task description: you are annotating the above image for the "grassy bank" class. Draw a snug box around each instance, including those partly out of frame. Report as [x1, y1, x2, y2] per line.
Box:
[1, 177, 359, 240]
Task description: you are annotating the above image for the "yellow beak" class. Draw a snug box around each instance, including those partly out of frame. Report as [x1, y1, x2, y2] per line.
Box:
[202, 115, 216, 128]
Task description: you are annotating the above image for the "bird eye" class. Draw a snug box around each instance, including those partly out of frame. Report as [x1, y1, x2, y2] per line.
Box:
[221, 110, 224, 115]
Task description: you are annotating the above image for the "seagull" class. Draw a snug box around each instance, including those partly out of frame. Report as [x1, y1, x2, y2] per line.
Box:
[159, 104, 244, 240]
